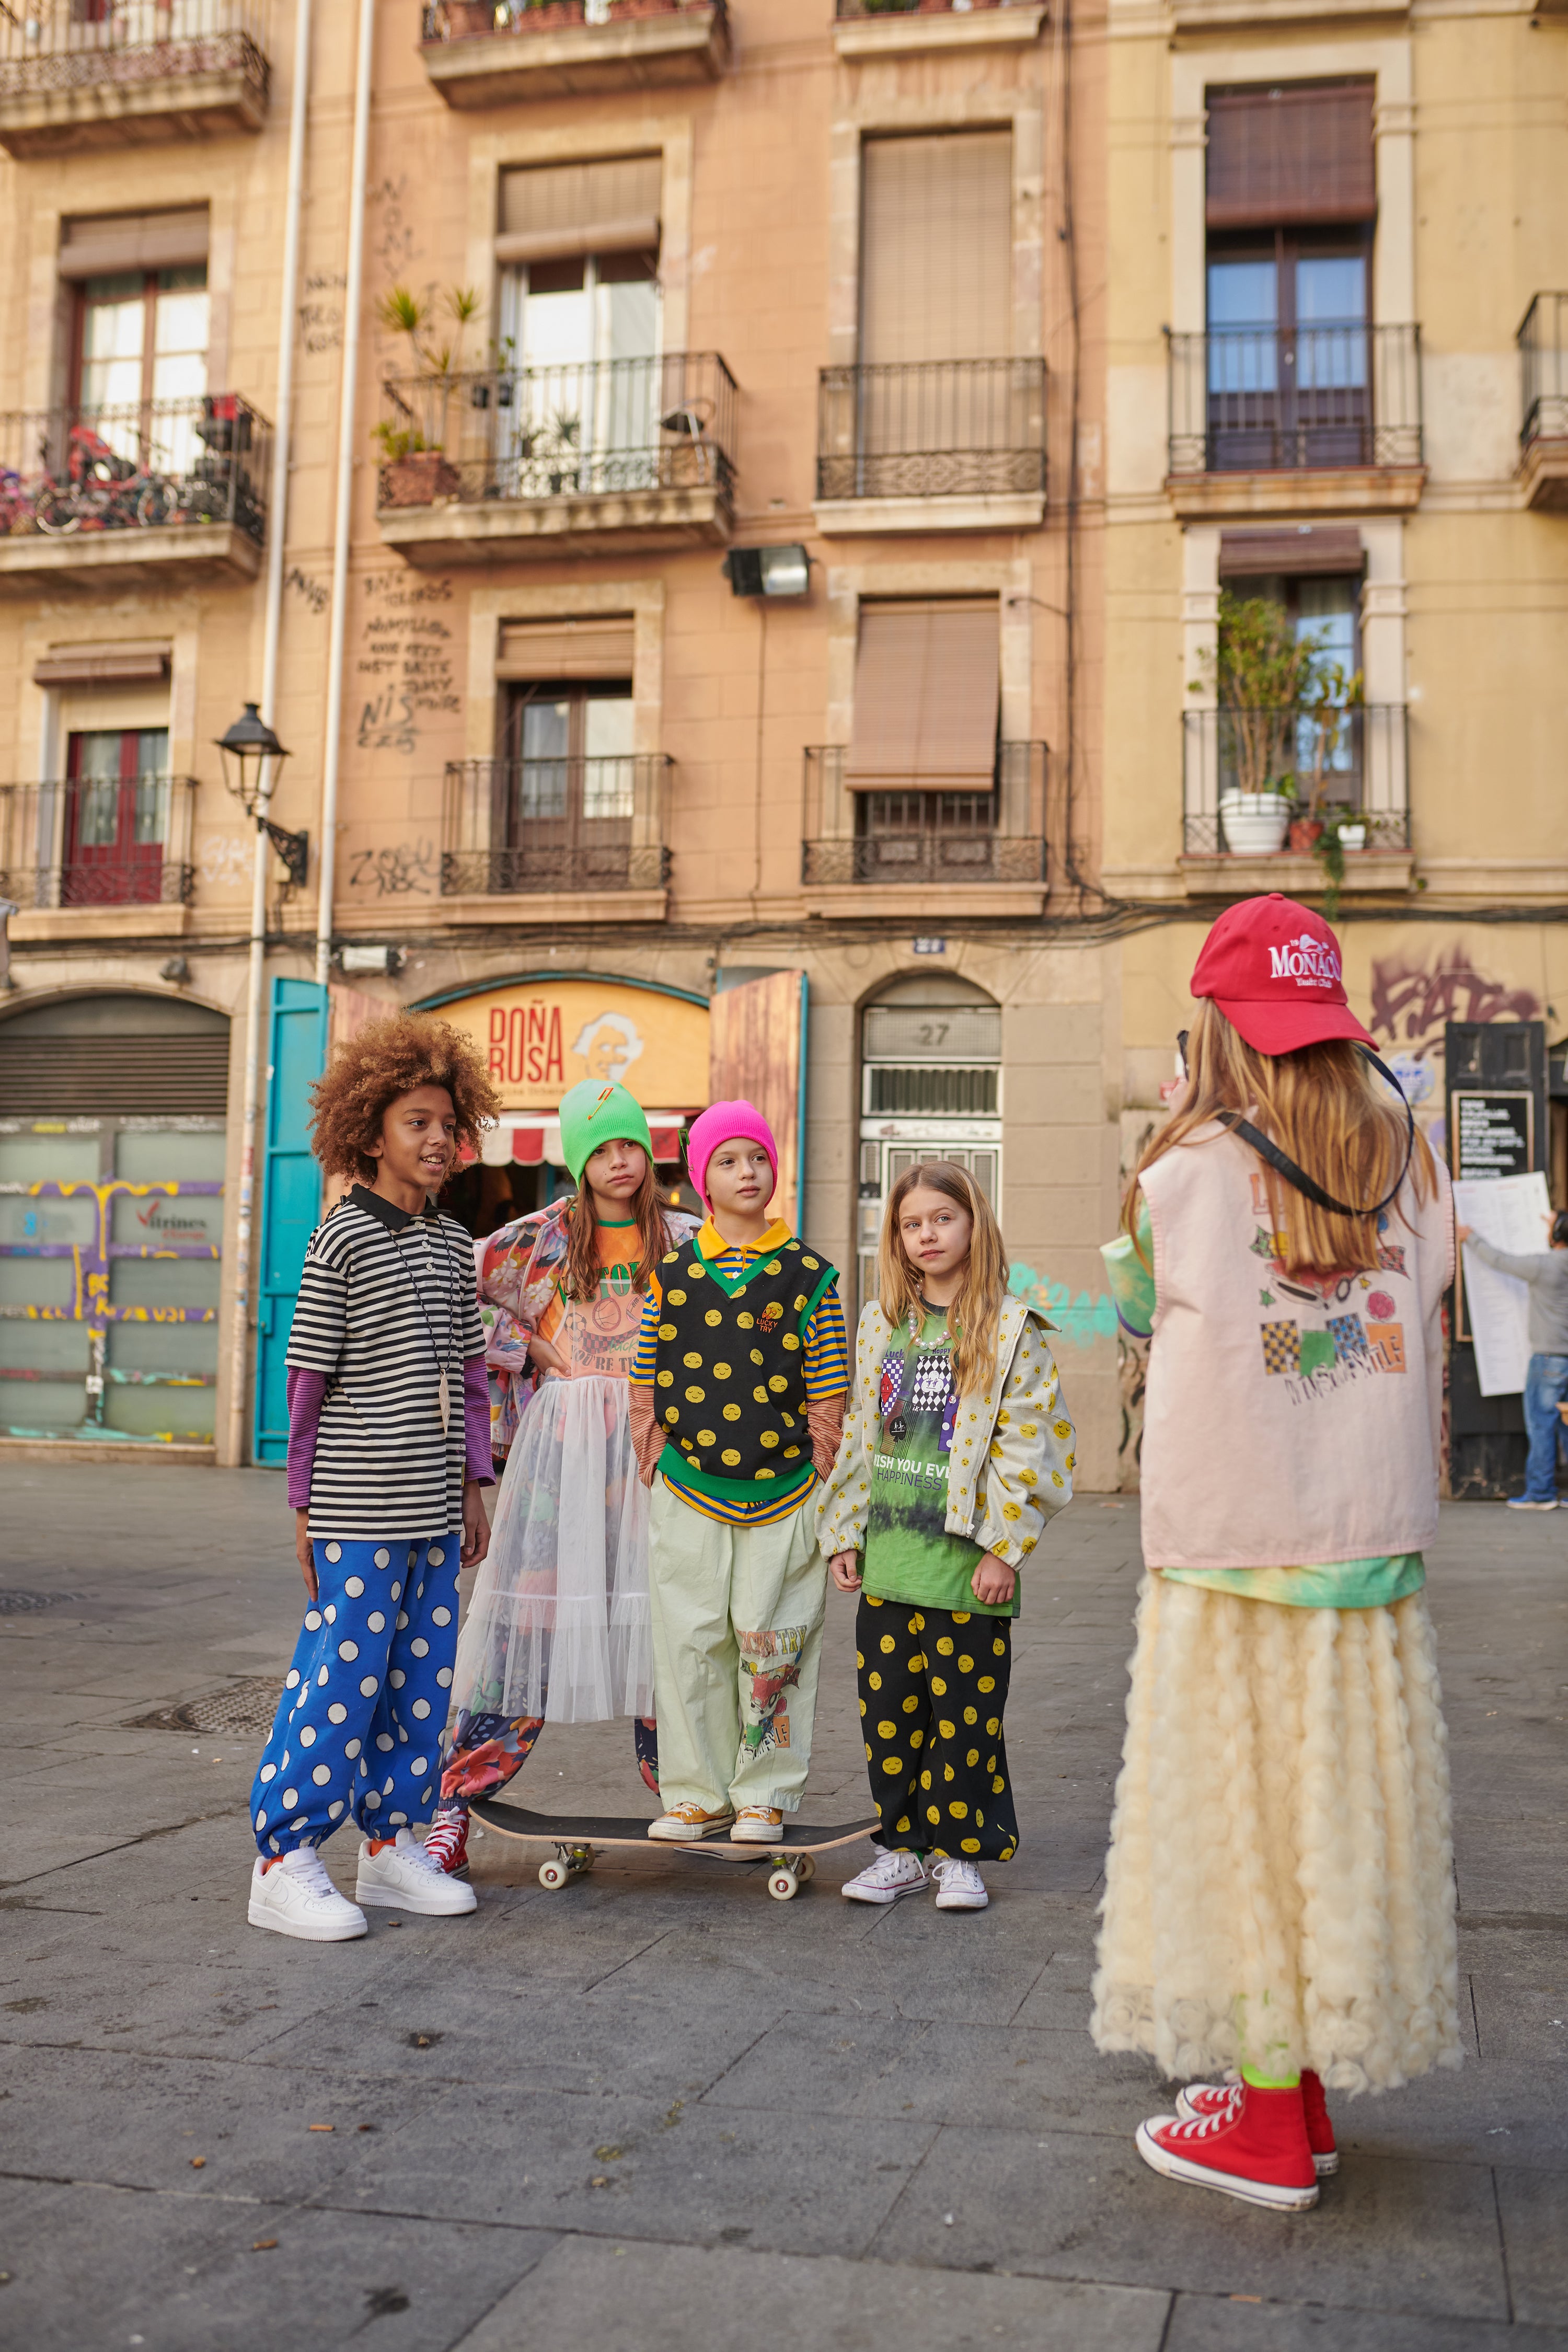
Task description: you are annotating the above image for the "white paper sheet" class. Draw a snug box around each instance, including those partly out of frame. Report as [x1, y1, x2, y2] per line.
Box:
[1453, 1171, 1553, 1398]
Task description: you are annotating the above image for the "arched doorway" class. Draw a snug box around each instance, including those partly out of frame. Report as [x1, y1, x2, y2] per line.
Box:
[857, 973, 1001, 1307]
[0, 992, 229, 1448]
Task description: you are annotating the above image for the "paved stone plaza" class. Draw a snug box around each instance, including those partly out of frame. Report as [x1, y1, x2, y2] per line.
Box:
[1, 1463, 1564, 2350]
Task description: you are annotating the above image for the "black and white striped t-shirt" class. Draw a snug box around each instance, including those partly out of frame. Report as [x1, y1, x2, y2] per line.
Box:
[286, 1185, 483, 1539]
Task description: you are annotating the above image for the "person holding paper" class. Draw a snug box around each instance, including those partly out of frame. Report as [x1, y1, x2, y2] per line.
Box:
[1456, 1210, 1568, 1509]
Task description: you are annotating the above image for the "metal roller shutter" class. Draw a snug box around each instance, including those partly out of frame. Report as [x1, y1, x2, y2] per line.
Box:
[0, 1033, 229, 1116]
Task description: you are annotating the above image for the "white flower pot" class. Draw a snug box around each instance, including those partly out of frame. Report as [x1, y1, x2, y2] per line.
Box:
[1339, 823, 1367, 852]
[1218, 791, 1292, 857]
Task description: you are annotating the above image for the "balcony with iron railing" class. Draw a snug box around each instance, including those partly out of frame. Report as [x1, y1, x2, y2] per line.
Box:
[1166, 325, 1424, 518]
[419, 0, 728, 105]
[441, 754, 672, 920]
[1518, 294, 1568, 512]
[802, 743, 1047, 914]
[0, 776, 198, 929]
[376, 354, 736, 566]
[0, 1, 269, 159]
[833, 0, 1045, 57]
[0, 394, 270, 586]
[1180, 704, 1412, 891]
[815, 358, 1046, 532]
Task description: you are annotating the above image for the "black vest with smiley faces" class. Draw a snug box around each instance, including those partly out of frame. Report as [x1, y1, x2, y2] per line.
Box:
[653, 1236, 838, 1494]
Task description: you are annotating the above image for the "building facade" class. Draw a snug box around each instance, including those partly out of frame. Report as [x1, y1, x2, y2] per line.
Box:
[0, 0, 1561, 1487]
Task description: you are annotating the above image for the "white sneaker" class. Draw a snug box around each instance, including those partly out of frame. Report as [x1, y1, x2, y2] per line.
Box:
[1505, 1496, 1557, 1510]
[932, 1857, 989, 1911]
[248, 1849, 367, 1943]
[841, 1847, 929, 1905]
[356, 1827, 479, 1917]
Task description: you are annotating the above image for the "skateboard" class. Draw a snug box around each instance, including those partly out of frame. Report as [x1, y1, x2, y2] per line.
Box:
[469, 1797, 880, 1902]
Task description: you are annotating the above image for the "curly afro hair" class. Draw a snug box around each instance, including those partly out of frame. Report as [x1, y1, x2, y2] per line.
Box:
[308, 1011, 501, 1182]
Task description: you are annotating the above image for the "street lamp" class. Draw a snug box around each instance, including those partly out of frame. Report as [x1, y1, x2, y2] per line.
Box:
[216, 702, 309, 884]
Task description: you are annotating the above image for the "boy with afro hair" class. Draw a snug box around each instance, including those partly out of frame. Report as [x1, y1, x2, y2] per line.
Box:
[248, 1012, 501, 1942]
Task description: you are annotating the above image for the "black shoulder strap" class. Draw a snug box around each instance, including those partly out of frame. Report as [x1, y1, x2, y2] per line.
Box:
[1218, 1047, 1415, 1221]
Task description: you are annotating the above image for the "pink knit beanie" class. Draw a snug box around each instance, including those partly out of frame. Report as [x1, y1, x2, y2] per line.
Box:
[685, 1099, 778, 1204]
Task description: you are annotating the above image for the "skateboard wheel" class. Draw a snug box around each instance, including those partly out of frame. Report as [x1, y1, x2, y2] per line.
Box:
[538, 1858, 568, 1890]
[767, 1867, 799, 1901]
[794, 1852, 817, 1883]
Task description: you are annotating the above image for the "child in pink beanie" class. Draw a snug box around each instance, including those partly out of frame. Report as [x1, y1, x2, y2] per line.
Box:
[628, 1099, 850, 1842]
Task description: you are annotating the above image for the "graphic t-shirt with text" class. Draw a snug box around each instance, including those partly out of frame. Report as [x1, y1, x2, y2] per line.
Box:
[864, 1308, 1017, 1619]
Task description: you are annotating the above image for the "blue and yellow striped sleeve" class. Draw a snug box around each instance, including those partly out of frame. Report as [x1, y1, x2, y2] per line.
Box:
[802, 1280, 849, 1400]
[629, 1278, 662, 1388]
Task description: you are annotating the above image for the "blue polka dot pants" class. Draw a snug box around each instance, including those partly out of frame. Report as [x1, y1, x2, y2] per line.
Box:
[250, 1533, 462, 1857]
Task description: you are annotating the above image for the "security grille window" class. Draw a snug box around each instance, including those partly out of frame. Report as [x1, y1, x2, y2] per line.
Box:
[1204, 82, 1376, 472]
[845, 601, 1001, 879]
[857, 988, 1002, 1312]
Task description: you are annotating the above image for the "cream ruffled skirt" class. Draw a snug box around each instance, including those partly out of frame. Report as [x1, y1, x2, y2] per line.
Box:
[1091, 1573, 1461, 2095]
[451, 1374, 651, 1725]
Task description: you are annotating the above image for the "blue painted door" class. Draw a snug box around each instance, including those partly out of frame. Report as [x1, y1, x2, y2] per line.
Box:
[253, 977, 328, 1463]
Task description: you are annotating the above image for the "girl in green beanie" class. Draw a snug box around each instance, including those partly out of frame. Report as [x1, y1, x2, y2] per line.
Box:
[426, 1081, 698, 1875]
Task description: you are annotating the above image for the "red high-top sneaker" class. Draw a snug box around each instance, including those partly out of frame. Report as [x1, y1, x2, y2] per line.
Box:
[1137, 2081, 1319, 2210]
[422, 1806, 470, 1879]
[1175, 2068, 1338, 2176]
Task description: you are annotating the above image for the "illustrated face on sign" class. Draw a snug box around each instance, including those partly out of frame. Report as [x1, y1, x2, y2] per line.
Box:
[572, 1011, 645, 1084]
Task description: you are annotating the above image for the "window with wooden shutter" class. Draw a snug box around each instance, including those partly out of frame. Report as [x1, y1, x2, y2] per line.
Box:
[497, 156, 661, 264]
[1206, 82, 1376, 228]
[846, 600, 1000, 789]
[497, 617, 635, 680]
[860, 131, 1012, 364]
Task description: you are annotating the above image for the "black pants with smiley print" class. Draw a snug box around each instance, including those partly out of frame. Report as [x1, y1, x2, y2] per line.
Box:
[856, 1594, 1019, 1863]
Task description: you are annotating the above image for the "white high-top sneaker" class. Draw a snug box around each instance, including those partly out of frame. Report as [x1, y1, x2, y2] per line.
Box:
[356, 1827, 478, 1917]
[840, 1848, 929, 1905]
[931, 1857, 989, 1911]
[248, 1849, 367, 1942]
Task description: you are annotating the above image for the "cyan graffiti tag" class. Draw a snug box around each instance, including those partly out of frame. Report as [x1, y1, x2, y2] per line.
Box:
[1008, 1262, 1117, 1347]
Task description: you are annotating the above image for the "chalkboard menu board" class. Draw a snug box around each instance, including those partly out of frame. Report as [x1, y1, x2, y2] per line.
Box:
[1452, 1091, 1534, 1182]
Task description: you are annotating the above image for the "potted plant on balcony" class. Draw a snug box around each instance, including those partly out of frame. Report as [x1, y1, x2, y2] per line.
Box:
[373, 282, 482, 508]
[1195, 591, 1354, 859]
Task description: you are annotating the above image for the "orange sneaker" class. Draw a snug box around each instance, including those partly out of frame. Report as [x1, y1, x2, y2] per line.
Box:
[647, 1802, 735, 1843]
[1175, 2068, 1338, 2176]
[731, 1807, 785, 1843]
[1136, 2082, 1319, 2211]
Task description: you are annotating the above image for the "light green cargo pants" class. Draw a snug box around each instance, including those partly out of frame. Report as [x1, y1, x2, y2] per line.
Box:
[647, 1477, 828, 1815]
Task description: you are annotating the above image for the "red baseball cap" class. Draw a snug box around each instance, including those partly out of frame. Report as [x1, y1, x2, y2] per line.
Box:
[1190, 893, 1376, 1056]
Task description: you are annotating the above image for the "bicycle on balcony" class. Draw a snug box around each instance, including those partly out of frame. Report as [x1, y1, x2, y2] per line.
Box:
[30, 422, 167, 536]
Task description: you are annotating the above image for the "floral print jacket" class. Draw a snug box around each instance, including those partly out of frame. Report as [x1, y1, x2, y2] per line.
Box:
[816, 1295, 1076, 1569]
[475, 1200, 700, 1457]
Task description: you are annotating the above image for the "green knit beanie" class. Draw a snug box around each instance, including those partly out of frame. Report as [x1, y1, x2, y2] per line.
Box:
[558, 1078, 653, 1183]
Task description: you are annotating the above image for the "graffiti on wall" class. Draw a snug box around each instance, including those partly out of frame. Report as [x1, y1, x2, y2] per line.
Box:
[1007, 1263, 1117, 1348]
[1368, 944, 1543, 1147]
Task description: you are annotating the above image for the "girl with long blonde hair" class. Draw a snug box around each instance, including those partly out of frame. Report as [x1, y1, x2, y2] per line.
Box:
[1092, 895, 1460, 2213]
[818, 1161, 1075, 1911]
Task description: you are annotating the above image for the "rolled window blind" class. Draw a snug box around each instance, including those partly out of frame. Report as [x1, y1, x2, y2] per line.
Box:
[0, 1034, 229, 1116]
[498, 156, 661, 264]
[497, 618, 635, 679]
[860, 131, 1012, 365]
[59, 207, 209, 279]
[846, 601, 1000, 790]
[1206, 82, 1376, 228]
